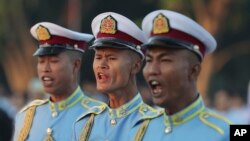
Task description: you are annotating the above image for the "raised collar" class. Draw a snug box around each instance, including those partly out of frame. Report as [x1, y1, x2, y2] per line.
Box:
[164, 95, 205, 126]
[49, 86, 84, 112]
[76, 93, 143, 122]
[108, 94, 143, 119]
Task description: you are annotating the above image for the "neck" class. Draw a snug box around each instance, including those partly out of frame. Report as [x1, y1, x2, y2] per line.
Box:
[165, 87, 198, 115]
[50, 83, 78, 102]
[108, 79, 138, 108]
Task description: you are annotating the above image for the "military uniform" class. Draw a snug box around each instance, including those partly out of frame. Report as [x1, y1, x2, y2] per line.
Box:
[14, 87, 91, 141]
[140, 10, 232, 141]
[72, 12, 162, 141]
[13, 22, 93, 141]
[135, 96, 231, 141]
[73, 94, 161, 141]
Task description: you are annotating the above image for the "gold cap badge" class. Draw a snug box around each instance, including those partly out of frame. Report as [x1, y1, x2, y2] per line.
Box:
[36, 25, 51, 41]
[100, 15, 117, 34]
[153, 13, 170, 34]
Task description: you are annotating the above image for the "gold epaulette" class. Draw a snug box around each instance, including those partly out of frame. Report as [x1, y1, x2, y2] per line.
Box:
[18, 99, 48, 141]
[199, 111, 232, 135]
[19, 99, 49, 113]
[134, 104, 163, 141]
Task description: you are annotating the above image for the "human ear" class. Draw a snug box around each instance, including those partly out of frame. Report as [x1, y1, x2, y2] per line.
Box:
[131, 58, 142, 74]
[189, 63, 201, 81]
[73, 59, 81, 73]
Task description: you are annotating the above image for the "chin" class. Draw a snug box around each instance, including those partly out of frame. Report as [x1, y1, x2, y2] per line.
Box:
[96, 86, 108, 93]
[152, 98, 166, 108]
[42, 86, 53, 93]
[97, 83, 117, 93]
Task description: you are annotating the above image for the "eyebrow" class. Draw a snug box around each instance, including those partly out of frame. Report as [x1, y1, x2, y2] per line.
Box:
[146, 51, 173, 58]
[95, 52, 117, 57]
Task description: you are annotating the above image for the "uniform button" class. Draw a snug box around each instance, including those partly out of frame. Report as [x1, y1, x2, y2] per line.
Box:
[143, 107, 148, 112]
[52, 112, 58, 117]
[110, 119, 116, 126]
[165, 127, 172, 134]
[85, 100, 89, 104]
[47, 128, 52, 135]
[60, 104, 65, 109]
[101, 106, 105, 110]
[203, 113, 209, 118]
[120, 109, 126, 115]
[158, 111, 163, 115]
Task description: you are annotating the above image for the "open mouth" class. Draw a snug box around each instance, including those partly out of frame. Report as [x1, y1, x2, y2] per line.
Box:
[97, 72, 108, 82]
[41, 76, 53, 86]
[149, 80, 162, 95]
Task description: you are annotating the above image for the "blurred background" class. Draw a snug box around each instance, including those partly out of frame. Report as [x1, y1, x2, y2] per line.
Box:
[0, 0, 249, 139]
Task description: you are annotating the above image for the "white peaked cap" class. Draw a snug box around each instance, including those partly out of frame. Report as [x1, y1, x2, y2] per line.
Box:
[142, 10, 217, 59]
[90, 12, 147, 58]
[30, 22, 94, 56]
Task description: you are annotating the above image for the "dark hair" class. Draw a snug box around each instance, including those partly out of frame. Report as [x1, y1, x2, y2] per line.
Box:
[66, 50, 83, 62]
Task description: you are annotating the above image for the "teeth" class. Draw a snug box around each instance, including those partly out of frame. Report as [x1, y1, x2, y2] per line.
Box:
[43, 77, 52, 81]
[98, 73, 102, 79]
[98, 73, 104, 76]
[151, 80, 159, 85]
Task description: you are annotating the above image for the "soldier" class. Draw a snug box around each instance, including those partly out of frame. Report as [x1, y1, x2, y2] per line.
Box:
[73, 12, 161, 141]
[141, 10, 232, 141]
[13, 22, 93, 141]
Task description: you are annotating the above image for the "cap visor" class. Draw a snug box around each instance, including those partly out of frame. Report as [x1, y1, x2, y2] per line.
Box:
[33, 47, 66, 56]
[142, 36, 194, 50]
[142, 36, 202, 60]
[89, 38, 136, 49]
[89, 38, 144, 59]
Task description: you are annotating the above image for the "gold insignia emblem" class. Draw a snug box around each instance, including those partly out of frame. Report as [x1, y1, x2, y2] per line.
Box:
[100, 15, 117, 34]
[36, 25, 51, 41]
[153, 13, 170, 34]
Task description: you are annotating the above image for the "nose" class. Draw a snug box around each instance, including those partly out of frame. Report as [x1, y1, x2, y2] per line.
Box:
[42, 61, 51, 72]
[97, 59, 109, 69]
[144, 62, 160, 76]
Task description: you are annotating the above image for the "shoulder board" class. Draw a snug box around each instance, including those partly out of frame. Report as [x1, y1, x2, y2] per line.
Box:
[132, 104, 163, 126]
[81, 97, 107, 113]
[76, 97, 107, 122]
[19, 99, 49, 113]
[199, 111, 232, 135]
[139, 104, 164, 118]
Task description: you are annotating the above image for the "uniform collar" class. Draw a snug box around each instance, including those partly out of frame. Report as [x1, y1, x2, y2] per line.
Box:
[76, 93, 143, 122]
[109, 94, 143, 119]
[164, 95, 205, 126]
[49, 86, 84, 112]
